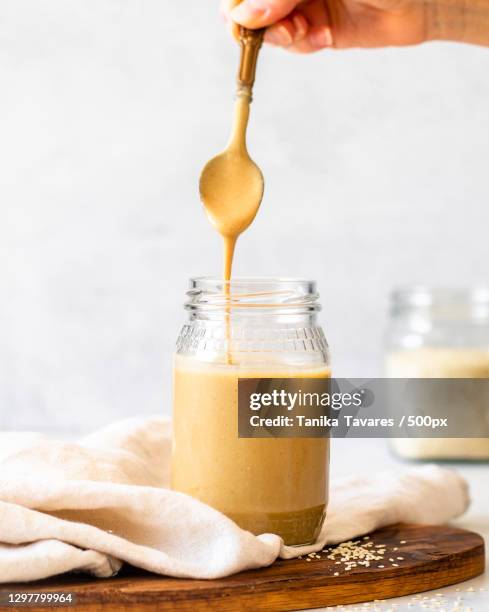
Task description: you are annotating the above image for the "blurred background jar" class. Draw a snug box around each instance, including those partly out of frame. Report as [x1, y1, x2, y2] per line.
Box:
[385, 286, 489, 461]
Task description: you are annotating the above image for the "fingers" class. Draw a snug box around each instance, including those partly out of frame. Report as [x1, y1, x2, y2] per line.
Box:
[229, 0, 302, 29]
[264, 12, 308, 45]
[294, 25, 334, 53]
[221, 0, 334, 54]
[265, 18, 334, 53]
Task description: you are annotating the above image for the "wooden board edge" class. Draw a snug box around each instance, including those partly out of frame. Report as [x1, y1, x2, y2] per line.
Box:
[39, 541, 484, 612]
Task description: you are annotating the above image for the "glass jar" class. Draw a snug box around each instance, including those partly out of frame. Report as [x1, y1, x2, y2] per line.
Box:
[172, 277, 331, 545]
[385, 286, 489, 461]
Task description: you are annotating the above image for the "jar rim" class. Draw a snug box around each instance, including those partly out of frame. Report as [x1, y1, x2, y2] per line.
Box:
[391, 285, 489, 307]
[186, 276, 321, 313]
[191, 276, 316, 287]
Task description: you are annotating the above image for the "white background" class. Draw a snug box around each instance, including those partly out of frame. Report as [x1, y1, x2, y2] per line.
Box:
[1, 0, 488, 435]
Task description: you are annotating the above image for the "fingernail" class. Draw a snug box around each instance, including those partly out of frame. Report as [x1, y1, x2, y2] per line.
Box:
[309, 27, 333, 49]
[266, 25, 293, 46]
[231, 0, 269, 19]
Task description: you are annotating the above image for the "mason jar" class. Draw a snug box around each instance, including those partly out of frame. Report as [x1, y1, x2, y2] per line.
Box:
[172, 277, 331, 545]
[385, 286, 489, 461]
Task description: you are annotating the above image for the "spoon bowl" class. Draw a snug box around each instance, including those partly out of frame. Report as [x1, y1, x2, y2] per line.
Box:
[199, 146, 264, 239]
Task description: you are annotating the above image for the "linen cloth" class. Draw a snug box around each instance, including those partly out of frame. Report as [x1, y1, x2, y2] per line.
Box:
[0, 417, 469, 583]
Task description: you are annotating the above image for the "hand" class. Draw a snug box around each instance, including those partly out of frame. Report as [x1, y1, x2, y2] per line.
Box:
[222, 0, 431, 52]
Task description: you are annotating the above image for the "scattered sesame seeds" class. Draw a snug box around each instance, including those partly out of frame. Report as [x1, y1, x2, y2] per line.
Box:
[299, 532, 419, 597]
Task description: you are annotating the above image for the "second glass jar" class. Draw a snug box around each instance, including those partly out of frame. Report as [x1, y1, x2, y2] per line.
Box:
[385, 286, 489, 461]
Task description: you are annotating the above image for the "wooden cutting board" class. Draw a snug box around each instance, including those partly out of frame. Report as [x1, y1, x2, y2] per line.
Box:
[1, 524, 484, 612]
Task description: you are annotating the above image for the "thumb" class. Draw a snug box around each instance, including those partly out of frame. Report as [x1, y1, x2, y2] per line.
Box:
[231, 0, 302, 28]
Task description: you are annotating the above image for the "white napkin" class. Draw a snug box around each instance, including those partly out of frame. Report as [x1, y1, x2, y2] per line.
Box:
[0, 417, 469, 583]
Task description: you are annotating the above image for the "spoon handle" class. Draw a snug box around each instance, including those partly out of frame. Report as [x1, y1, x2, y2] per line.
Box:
[236, 26, 265, 99]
